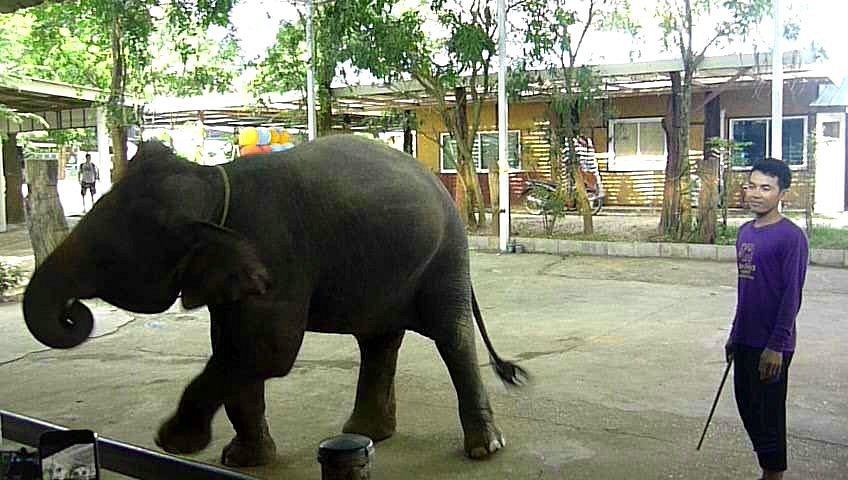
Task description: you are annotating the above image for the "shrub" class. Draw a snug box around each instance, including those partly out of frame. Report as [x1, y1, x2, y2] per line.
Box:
[0, 260, 25, 296]
[531, 186, 569, 236]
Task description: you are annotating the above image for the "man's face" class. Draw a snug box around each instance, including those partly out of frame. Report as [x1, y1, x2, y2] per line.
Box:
[744, 170, 785, 216]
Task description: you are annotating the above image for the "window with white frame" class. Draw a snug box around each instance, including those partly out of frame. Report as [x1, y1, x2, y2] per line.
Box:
[728, 116, 807, 168]
[440, 131, 521, 173]
[608, 118, 667, 171]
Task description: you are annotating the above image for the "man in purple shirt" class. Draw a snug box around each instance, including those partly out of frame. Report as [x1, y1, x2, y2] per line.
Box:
[726, 158, 808, 480]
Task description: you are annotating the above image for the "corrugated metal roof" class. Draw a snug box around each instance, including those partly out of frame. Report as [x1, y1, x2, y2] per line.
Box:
[812, 77, 848, 107]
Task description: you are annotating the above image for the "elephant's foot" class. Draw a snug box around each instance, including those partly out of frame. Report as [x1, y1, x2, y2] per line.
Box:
[342, 413, 396, 442]
[155, 415, 212, 455]
[463, 423, 506, 459]
[221, 434, 277, 467]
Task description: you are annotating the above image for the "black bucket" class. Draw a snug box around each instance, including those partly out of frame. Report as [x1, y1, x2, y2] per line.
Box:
[316, 434, 374, 480]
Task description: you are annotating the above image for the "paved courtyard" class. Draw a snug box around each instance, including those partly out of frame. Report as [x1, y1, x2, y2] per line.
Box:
[0, 249, 846, 479]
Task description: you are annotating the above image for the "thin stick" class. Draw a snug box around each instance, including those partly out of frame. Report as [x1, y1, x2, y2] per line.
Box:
[697, 359, 733, 451]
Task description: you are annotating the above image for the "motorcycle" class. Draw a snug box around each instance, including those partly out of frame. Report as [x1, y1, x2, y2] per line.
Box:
[520, 138, 605, 215]
[521, 178, 604, 215]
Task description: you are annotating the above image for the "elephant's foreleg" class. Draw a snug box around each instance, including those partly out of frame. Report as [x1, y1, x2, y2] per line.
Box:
[154, 358, 231, 455]
[156, 300, 305, 462]
[221, 381, 277, 467]
[343, 331, 405, 441]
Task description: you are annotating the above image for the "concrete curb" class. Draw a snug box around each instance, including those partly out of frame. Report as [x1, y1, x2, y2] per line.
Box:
[468, 236, 848, 268]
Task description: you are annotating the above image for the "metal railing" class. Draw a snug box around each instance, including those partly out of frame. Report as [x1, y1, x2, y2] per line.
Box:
[1, 410, 258, 480]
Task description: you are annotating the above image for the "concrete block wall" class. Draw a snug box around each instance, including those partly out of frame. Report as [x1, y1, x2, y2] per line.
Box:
[469, 236, 848, 268]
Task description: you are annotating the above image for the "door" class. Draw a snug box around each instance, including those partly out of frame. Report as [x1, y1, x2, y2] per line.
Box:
[815, 112, 846, 213]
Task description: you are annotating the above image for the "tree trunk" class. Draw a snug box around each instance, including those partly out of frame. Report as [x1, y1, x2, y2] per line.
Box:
[488, 102, 501, 235]
[560, 95, 594, 235]
[57, 144, 68, 180]
[806, 131, 816, 235]
[488, 144, 500, 235]
[24, 158, 69, 267]
[452, 86, 486, 230]
[696, 93, 721, 243]
[318, 79, 334, 136]
[2, 136, 25, 223]
[109, 15, 128, 182]
[457, 157, 483, 228]
[660, 71, 683, 238]
[547, 105, 563, 184]
[677, 67, 693, 241]
[454, 171, 467, 223]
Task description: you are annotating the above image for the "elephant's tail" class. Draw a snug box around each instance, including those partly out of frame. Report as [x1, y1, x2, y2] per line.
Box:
[471, 287, 530, 387]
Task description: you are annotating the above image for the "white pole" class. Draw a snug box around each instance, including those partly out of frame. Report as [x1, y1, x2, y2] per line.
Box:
[0, 137, 6, 233]
[497, 0, 510, 252]
[306, 0, 317, 141]
[771, 0, 783, 160]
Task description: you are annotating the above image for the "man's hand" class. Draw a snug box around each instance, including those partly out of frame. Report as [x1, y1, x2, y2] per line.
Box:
[725, 340, 734, 364]
[759, 348, 783, 381]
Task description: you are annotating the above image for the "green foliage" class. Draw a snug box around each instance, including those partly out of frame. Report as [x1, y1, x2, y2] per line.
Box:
[17, 3, 112, 87]
[596, 0, 639, 35]
[530, 185, 569, 236]
[252, 0, 425, 140]
[146, 24, 242, 96]
[21, 128, 98, 152]
[706, 137, 751, 167]
[5, 0, 238, 98]
[656, 0, 772, 64]
[319, 0, 422, 82]
[715, 224, 738, 245]
[443, 16, 495, 71]
[252, 19, 306, 95]
[0, 13, 30, 68]
[0, 260, 24, 296]
[519, 0, 617, 132]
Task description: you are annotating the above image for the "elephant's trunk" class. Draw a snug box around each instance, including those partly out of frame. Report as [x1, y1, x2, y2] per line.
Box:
[23, 239, 96, 349]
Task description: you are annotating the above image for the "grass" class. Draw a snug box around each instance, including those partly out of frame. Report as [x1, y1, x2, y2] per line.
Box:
[806, 226, 848, 249]
[716, 224, 848, 249]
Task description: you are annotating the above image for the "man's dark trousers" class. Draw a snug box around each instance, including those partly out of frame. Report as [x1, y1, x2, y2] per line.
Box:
[734, 345, 794, 472]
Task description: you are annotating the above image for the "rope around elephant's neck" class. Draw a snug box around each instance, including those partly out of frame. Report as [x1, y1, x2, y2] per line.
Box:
[215, 165, 230, 227]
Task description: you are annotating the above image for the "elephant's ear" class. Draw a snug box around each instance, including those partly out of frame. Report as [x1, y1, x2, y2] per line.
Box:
[176, 222, 272, 309]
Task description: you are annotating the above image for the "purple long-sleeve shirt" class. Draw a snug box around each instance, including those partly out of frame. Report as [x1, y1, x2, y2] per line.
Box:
[729, 218, 808, 353]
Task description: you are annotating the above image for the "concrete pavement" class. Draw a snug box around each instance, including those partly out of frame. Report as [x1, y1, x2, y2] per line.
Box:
[0, 252, 846, 479]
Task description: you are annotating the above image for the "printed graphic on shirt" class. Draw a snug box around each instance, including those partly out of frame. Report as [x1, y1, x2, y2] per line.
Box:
[80, 163, 97, 183]
[738, 242, 755, 280]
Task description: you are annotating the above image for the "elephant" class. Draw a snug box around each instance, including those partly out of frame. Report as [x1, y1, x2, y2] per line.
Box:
[22, 135, 528, 467]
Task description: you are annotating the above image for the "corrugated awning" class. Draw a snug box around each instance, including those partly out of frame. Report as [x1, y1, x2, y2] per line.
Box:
[0, 75, 141, 134]
[142, 49, 831, 130]
[811, 77, 848, 107]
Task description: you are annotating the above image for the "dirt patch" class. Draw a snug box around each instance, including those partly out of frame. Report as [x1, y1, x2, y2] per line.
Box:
[509, 213, 751, 242]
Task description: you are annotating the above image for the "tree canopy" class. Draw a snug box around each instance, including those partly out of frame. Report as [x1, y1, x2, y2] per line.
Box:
[654, 0, 772, 242]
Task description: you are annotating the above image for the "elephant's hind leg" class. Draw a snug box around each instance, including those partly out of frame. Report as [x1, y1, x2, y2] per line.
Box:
[221, 381, 277, 467]
[343, 331, 405, 441]
[419, 291, 505, 459]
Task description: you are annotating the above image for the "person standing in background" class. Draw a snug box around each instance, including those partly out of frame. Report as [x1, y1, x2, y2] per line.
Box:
[79, 153, 99, 213]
